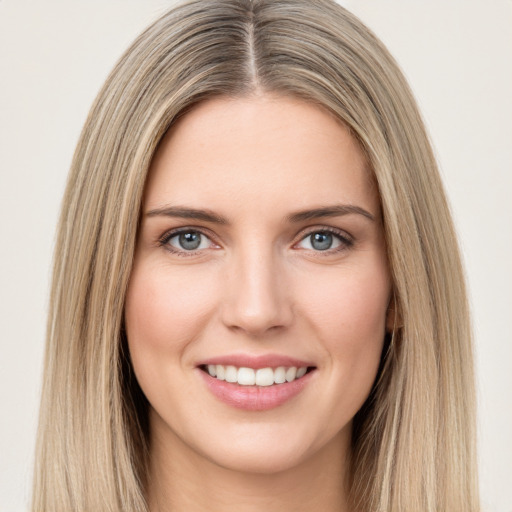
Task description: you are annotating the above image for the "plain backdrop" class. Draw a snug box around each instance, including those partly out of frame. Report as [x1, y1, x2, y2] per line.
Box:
[0, 1, 510, 511]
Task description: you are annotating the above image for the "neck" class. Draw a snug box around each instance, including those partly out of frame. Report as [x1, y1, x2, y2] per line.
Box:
[147, 416, 352, 512]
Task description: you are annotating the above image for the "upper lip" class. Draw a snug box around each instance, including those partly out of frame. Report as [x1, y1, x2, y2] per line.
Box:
[197, 353, 315, 369]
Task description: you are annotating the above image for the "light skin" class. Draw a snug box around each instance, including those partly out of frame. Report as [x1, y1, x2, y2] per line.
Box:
[125, 93, 393, 511]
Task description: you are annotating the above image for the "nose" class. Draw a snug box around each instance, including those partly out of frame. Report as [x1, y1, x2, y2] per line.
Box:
[221, 246, 293, 337]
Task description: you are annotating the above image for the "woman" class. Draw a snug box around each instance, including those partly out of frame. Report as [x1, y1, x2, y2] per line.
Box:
[32, 0, 479, 510]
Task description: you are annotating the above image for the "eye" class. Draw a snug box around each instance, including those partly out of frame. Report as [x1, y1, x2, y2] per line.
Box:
[164, 230, 213, 252]
[296, 230, 351, 252]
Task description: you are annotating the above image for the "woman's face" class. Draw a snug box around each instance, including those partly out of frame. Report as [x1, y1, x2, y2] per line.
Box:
[125, 94, 392, 474]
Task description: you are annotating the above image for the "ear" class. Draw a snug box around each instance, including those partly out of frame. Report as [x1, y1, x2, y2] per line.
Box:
[386, 294, 403, 333]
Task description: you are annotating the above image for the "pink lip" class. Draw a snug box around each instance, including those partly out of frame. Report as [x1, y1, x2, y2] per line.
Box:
[199, 370, 314, 411]
[198, 353, 314, 369]
[196, 354, 316, 411]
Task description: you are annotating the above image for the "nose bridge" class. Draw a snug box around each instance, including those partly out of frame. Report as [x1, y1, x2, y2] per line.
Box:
[222, 241, 292, 335]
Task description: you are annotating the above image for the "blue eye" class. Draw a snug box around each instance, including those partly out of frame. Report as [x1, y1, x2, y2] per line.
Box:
[166, 231, 211, 251]
[296, 230, 350, 252]
[310, 232, 334, 251]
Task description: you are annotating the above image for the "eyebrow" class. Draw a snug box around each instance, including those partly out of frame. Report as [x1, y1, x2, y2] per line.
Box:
[145, 204, 375, 224]
[145, 206, 229, 224]
[287, 204, 375, 223]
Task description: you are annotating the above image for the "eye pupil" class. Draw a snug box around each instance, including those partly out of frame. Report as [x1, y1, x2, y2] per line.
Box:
[179, 232, 201, 250]
[311, 232, 332, 251]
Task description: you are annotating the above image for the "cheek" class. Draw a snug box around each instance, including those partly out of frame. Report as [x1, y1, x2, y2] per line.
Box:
[297, 260, 390, 401]
[300, 262, 389, 340]
[124, 261, 219, 369]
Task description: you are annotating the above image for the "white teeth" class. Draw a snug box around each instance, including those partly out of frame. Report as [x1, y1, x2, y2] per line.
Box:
[274, 366, 286, 384]
[285, 367, 297, 382]
[225, 365, 238, 383]
[215, 364, 225, 381]
[255, 368, 274, 386]
[237, 367, 256, 385]
[296, 367, 307, 378]
[205, 365, 310, 386]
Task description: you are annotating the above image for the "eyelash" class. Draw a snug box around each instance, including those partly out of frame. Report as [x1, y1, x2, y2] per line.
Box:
[295, 227, 354, 254]
[157, 226, 354, 257]
[157, 228, 218, 257]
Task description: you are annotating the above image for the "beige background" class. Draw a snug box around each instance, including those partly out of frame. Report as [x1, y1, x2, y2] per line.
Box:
[0, 1, 510, 510]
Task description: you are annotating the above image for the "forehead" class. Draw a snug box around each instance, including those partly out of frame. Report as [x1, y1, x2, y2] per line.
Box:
[144, 94, 378, 216]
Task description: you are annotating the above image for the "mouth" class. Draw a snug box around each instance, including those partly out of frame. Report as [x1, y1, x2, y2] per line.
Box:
[197, 358, 317, 411]
[199, 364, 315, 387]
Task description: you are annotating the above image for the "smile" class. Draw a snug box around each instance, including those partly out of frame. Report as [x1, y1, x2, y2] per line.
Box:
[203, 364, 311, 386]
[197, 357, 317, 411]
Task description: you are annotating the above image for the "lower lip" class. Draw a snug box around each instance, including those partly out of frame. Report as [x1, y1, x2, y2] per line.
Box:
[198, 369, 315, 411]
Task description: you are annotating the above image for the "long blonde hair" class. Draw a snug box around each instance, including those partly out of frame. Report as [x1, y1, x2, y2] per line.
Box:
[33, 1, 479, 510]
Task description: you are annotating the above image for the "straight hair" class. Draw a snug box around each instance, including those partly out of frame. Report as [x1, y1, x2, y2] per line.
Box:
[33, 1, 479, 510]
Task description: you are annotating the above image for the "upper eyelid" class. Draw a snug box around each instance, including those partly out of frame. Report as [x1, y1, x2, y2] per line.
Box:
[294, 225, 353, 242]
[159, 226, 217, 244]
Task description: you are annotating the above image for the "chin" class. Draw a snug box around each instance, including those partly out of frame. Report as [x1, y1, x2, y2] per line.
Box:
[207, 446, 307, 475]
[191, 420, 350, 476]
